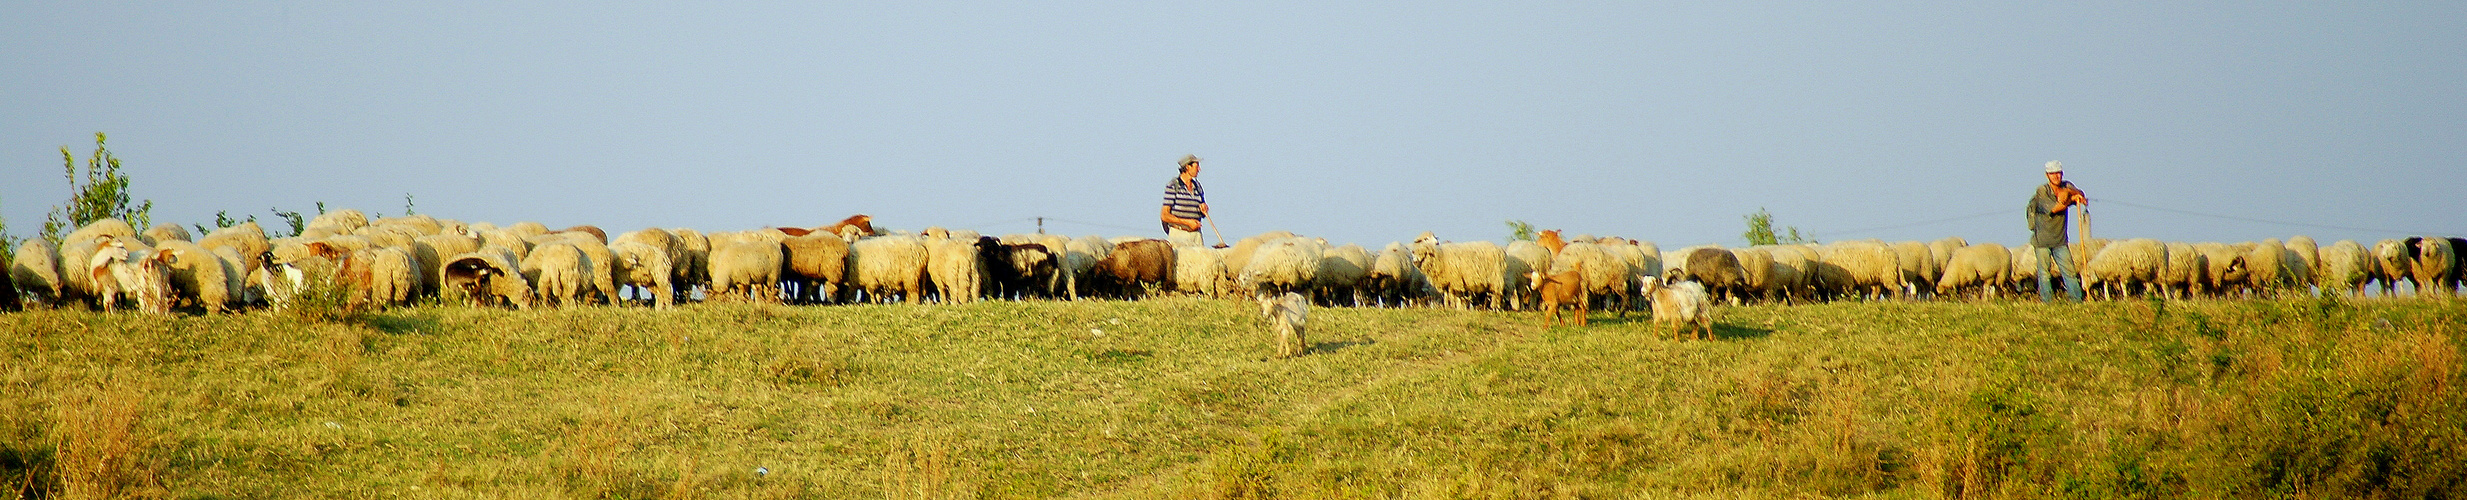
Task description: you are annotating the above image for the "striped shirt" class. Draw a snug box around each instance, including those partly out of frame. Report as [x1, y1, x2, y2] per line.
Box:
[1163, 178, 1206, 220]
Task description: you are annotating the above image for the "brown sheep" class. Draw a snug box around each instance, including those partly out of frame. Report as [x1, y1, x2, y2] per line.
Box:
[1093, 239, 1175, 299]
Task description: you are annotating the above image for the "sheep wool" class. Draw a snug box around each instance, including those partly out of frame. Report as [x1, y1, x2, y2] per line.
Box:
[1411, 233, 1507, 310]
[2193, 243, 2249, 297]
[1502, 241, 1553, 311]
[153, 239, 236, 313]
[11, 239, 63, 306]
[2315, 240, 2373, 297]
[2159, 242, 2210, 300]
[1365, 242, 1430, 308]
[1936, 243, 2011, 300]
[143, 223, 192, 244]
[607, 241, 676, 308]
[2084, 238, 2166, 299]
[924, 235, 984, 304]
[849, 235, 930, 304]
[1239, 237, 1325, 298]
[2372, 239, 2411, 296]
[2412, 237, 2456, 296]
[522, 242, 592, 307]
[1173, 244, 1231, 298]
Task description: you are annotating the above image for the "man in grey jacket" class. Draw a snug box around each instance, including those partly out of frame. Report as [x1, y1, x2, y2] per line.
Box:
[2028, 161, 2088, 302]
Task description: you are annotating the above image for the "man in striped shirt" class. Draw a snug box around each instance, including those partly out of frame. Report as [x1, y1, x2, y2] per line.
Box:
[1160, 154, 1209, 247]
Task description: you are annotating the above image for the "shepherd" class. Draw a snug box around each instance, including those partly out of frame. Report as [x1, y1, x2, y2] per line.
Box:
[2026, 160, 2089, 303]
[1160, 154, 1217, 247]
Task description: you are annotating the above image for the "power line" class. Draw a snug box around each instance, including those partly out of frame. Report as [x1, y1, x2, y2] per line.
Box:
[2088, 198, 2452, 235]
[1808, 208, 2010, 239]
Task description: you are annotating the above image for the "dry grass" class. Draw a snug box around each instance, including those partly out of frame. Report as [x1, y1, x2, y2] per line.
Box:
[0, 295, 2460, 498]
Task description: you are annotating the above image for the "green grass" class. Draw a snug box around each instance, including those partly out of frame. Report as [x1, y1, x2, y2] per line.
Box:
[3, 296, 2463, 498]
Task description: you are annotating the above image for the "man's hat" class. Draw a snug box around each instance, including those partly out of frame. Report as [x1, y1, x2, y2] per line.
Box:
[1179, 154, 1202, 168]
[2044, 160, 2064, 174]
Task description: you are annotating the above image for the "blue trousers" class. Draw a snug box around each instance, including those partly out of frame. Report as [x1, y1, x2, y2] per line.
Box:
[2035, 245, 2084, 303]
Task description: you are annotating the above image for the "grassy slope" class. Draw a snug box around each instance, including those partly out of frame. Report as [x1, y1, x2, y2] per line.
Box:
[3, 296, 2463, 499]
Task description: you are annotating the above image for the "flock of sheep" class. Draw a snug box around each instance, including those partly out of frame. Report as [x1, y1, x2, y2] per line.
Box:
[6, 209, 2464, 327]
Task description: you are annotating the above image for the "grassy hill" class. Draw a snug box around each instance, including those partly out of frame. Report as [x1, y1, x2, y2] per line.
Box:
[3, 296, 2462, 499]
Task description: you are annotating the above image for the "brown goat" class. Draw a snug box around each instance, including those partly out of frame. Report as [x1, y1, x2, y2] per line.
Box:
[820, 215, 876, 240]
[1527, 261, 1587, 326]
[1538, 229, 1567, 256]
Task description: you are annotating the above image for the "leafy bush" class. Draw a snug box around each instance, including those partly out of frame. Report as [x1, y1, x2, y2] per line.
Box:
[41, 133, 153, 244]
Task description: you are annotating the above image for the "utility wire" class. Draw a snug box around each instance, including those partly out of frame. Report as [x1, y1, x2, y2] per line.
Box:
[2088, 198, 2452, 235]
[1808, 208, 2010, 239]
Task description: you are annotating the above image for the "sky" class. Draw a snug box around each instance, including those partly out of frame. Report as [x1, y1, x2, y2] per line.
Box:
[5, 1, 2462, 250]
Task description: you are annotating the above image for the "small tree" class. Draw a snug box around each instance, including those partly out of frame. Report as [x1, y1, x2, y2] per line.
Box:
[42, 132, 154, 243]
[1743, 207, 1813, 246]
[1505, 219, 1537, 242]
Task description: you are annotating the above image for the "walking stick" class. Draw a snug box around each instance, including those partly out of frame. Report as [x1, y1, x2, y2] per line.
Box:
[1206, 217, 1230, 249]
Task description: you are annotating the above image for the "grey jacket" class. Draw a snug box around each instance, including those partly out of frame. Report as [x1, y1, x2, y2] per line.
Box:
[2025, 182, 2073, 248]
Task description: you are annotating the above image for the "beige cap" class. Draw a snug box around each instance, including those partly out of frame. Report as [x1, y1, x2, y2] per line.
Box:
[2044, 160, 2064, 173]
[1179, 154, 1202, 168]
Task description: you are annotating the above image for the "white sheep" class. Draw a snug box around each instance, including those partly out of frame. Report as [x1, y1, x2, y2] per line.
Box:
[154, 239, 237, 313]
[2372, 239, 2412, 296]
[607, 241, 676, 309]
[1638, 276, 1713, 341]
[1890, 241, 1940, 298]
[1935, 243, 2011, 300]
[309, 209, 370, 233]
[2285, 236, 2321, 283]
[342, 246, 420, 308]
[1552, 242, 1637, 313]
[1732, 247, 1779, 303]
[65, 219, 138, 248]
[1364, 242, 1431, 308]
[1053, 236, 1106, 300]
[2007, 244, 2039, 294]
[1928, 237, 1968, 277]
[2193, 243, 2250, 298]
[1314, 243, 1372, 306]
[848, 235, 930, 304]
[1221, 231, 1296, 279]
[1411, 232, 1507, 310]
[11, 239, 63, 307]
[530, 232, 619, 304]
[1173, 244, 1232, 298]
[2159, 242, 2210, 300]
[2412, 237, 2457, 297]
[142, 223, 191, 244]
[705, 239, 784, 303]
[2315, 240, 2374, 297]
[1502, 241, 1553, 311]
[2083, 238, 2166, 299]
[924, 234, 984, 304]
[1816, 241, 1902, 301]
[523, 242, 592, 307]
[2243, 239, 2306, 294]
[198, 221, 272, 278]
[667, 227, 712, 298]
[1238, 237, 1324, 298]
[1258, 291, 1309, 358]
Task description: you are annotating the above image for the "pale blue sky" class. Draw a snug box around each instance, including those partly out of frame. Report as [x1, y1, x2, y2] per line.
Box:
[6, 2, 2461, 249]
